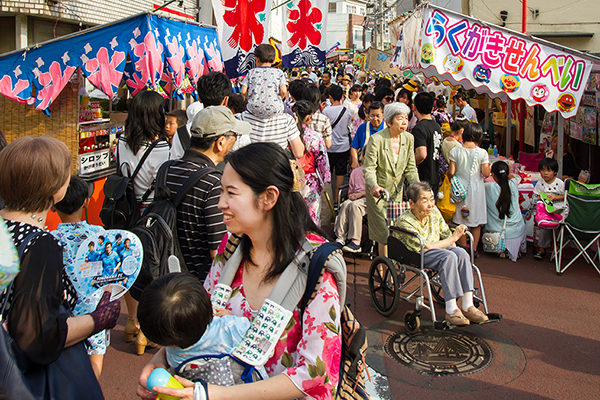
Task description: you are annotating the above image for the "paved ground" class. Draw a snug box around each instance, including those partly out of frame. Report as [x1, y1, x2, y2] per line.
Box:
[100, 243, 600, 400]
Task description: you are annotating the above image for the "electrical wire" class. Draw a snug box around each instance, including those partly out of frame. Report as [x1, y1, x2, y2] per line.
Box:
[478, 0, 502, 21]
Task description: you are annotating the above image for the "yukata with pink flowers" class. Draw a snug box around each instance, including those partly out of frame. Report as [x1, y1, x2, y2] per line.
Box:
[299, 127, 331, 227]
[204, 232, 342, 400]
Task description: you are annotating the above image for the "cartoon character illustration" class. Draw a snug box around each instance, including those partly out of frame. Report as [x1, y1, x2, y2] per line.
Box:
[421, 44, 435, 64]
[557, 93, 576, 112]
[473, 64, 491, 83]
[443, 55, 463, 73]
[500, 74, 520, 92]
[530, 83, 550, 103]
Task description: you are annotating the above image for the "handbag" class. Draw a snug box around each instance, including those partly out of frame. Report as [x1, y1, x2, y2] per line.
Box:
[534, 201, 562, 229]
[482, 217, 507, 254]
[0, 232, 105, 400]
[450, 150, 478, 204]
[437, 175, 456, 222]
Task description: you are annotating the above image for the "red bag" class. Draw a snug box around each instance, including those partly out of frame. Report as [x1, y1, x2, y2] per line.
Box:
[297, 152, 316, 174]
[535, 201, 562, 229]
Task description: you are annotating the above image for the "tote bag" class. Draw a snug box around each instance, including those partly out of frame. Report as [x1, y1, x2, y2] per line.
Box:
[450, 150, 479, 204]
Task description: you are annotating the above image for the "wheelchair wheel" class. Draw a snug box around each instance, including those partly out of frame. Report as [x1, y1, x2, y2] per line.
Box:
[428, 271, 445, 304]
[404, 311, 420, 334]
[369, 256, 400, 317]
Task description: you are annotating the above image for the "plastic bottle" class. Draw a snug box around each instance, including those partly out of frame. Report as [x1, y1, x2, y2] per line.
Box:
[493, 145, 498, 156]
[146, 368, 184, 400]
[488, 145, 493, 155]
[508, 155, 516, 174]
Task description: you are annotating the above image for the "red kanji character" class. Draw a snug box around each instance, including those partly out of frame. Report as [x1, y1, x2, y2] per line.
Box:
[286, 0, 323, 49]
[222, 0, 266, 52]
[482, 31, 505, 68]
[502, 37, 526, 75]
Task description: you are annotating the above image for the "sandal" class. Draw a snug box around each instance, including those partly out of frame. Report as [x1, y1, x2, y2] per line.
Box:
[135, 330, 158, 356]
[124, 317, 140, 343]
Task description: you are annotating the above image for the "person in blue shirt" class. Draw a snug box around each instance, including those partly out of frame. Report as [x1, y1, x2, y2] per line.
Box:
[120, 238, 134, 259]
[350, 101, 385, 169]
[97, 235, 108, 257]
[86, 242, 101, 262]
[101, 242, 121, 275]
[113, 234, 124, 256]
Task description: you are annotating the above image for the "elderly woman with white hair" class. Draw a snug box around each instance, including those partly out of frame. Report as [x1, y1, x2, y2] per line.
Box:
[363, 102, 420, 256]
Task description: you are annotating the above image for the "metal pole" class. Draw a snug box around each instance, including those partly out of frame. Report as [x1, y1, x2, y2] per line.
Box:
[557, 114, 564, 178]
[522, 0, 527, 34]
[506, 97, 512, 157]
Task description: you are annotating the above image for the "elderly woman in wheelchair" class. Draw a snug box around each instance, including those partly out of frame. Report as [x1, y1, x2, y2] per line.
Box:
[392, 182, 489, 326]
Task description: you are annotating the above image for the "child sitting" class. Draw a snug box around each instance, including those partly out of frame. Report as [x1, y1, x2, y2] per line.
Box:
[533, 157, 565, 260]
[51, 176, 108, 379]
[240, 44, 288, 119]
[137, 273, 267, 385]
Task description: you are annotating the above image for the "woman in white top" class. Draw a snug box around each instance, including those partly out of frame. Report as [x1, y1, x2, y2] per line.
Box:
[116, 90, 170, 351]
[343, 84, 363, 138]
[117, 90, 170, 206]
[447, 123, 491, 255]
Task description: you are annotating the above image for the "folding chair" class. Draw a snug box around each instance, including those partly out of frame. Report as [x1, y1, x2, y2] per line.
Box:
[554, 180, 600, 275]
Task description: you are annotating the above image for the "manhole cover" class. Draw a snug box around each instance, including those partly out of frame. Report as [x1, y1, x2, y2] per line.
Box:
[385, 326, 493, 376]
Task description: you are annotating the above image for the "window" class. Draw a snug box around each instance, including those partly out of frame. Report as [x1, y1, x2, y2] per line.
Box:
[354, 29, 363, 43]
[359, 8, 365, 15]
[365, 29, 372, 44]
[329, 2, 337, 12]
[347, 5, 357, 14]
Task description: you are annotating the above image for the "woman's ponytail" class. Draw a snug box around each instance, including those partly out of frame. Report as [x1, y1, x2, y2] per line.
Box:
[492, 161, 511, 219]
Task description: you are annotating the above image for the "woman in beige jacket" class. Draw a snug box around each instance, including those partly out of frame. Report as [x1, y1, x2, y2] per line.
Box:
[363, 102, 420, 256]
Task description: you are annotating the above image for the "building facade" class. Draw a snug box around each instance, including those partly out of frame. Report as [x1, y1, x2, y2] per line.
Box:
[326, 0, 369, 51]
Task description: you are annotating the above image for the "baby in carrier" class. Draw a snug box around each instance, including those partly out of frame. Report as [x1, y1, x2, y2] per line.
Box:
[137, 273, 267, 386]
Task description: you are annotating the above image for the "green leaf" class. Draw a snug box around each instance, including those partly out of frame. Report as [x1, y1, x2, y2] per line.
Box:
[328, 305, 336, 321]
[308, 364, 318, 379]
[231, 287, 240, 298]
[282, 352, 294, 368]
[316, 23, 322, 30]
[285, 317, 295, 332]
[325, 322, 339, 334]
[316, 357, 326, 376]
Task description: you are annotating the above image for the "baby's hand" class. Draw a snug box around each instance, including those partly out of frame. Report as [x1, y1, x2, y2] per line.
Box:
[547, 194, 556, 201]
[215, 308, 233, 317]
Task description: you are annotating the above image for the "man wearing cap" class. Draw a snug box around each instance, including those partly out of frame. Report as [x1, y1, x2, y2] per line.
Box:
[163, 106, 251, 280]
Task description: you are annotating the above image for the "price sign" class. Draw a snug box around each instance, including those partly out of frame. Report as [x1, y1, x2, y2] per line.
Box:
[79, 149, 110, 175]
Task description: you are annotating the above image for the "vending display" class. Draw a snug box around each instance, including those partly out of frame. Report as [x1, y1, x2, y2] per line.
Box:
[78, 122, 123, 178]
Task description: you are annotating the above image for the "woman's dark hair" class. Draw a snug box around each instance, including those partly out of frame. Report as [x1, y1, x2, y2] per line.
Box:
[358, 93, 375, 120]
[138, 273, 213, 349]
[53, 176, 89, 215]
[349, 84, 362, 94]
[374, 87, 394, 103]
[451, 115, 469, 133]
[462, 122, 483, 144]
[226, 143, 319, 282]
[289, 79, 306, 101]
[304, 84, 321, 108]
[292, 100, 316, 143]
[124, 91, 168, 155]
[397, 88, 413, 106]
[538, 157, 559, 173]
[492, 161, 512, 219]
[435, 95, 447, 109]
[406, 181, 432, 203]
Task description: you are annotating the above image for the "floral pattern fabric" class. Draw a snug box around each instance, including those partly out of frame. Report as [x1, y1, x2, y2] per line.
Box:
[299, 127, 331, 226]
[204, 232, 342, 400]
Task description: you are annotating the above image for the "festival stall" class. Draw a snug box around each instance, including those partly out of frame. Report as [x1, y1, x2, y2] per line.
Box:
[390, 3, 600, 239]
[0, 12, 223, 228]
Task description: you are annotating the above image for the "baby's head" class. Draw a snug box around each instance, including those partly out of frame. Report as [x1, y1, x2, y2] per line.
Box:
[538, 157, 559, 183]
[254, 44, 275, 65]
[138, 273, 213, 349]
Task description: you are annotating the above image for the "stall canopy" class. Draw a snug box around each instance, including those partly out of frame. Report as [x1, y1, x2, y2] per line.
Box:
[363, 48, 410, 80]
[0, 12, 223, 115]
[390, 4, 600, 118]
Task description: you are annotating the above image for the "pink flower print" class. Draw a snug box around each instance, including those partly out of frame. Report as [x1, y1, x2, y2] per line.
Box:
[35, 61, 76, 111]
[322, 335, 341, 382]
[185, 39, 206, 86]
[127, 32, 164, 92]
[302, 375, 333, 400]
[304, 313, 316, 334]
[285, 311, 302, 353]
[84, 47, 125, 100]
[316, 323, 329, 340]
[204, 38, 224, 72]
[216, 234, 229, 255]
[298, 337, 308, 351]
[165, 36, 185, 88]
[0, 76, 33, 105]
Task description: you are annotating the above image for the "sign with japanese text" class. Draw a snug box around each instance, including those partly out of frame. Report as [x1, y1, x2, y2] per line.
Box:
[211, 0, 272, 78]
[391, 6, 594, 118]
[79, 149, 111, 175]
[281, 0, 328, 68]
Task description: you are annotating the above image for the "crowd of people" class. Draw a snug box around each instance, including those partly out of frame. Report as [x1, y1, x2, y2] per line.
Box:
[0, 44, 574, 399]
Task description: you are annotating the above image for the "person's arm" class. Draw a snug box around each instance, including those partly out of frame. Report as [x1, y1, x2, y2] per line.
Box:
[350, 147, 360, 170]
[289, 136, 305, 159]
[348, 191, 366, 200]
[424, 224, 467, 250]
[240, 85, 248, 99]
[414, 146, 427, 165]
[404, 136, 420, 184]
[279, 84, 288, 100]
[447, 160, 456, 179]
[362, 136, 381, 195]
[65, 315, 95, 348]
[481, 163, 491, 177]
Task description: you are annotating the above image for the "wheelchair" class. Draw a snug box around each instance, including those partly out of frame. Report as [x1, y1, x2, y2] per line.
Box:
[368, 224, 501, 333]
[335, 183, 377, 259]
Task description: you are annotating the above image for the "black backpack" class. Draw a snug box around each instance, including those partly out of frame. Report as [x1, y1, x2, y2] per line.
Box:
[100, 139, 162, 229]
[129, 160, 216, 300]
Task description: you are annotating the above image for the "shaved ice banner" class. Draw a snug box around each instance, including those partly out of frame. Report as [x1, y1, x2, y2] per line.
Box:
[282, 0, 327, 68]
[211, 0, 273, 78]
[0, 13, 222, 115]
[391, 6, 594, 118]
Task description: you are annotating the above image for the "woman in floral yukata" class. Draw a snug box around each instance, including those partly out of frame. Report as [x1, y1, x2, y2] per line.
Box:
[137, 142, 342, 400]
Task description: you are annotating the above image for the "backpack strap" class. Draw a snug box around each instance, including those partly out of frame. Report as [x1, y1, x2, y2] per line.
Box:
[171, 166, 217, 208]
[330, 107, 347, 129]
[119, 139, 163, 179]
[177, 126, 191, 152]
[153, 161, 217, 208]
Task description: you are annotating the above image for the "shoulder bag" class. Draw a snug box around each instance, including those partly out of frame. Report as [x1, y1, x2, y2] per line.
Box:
[482, 216, 507, 254]
[450, 149, 478, 204]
